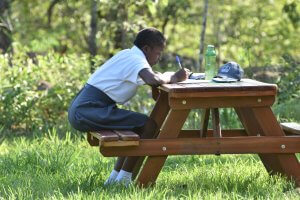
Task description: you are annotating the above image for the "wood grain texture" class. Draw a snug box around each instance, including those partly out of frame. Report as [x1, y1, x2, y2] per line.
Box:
[151, 86, 160, 100]
[137, 109, 190, 187]
[90, 131, 119, 142]
[178, 129, 247, 138]
[200, 109, 210, 137]
[160, 79, 277, 98]
[252, 107, 300, 186]
[87, 132, 99, 146]
[100, 140, 139, 147]
[169, 96, 275, 109]
[132, 90, 171, 180]
[235, 107, 287, 175]
[92, 80, 300, 188]
[113, 130, 140, 141]
[100, 136, 300, 156]
[212, 108, 222, 138]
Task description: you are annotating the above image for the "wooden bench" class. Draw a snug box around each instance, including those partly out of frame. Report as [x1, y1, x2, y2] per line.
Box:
[281, 122, 300, 135]
[87, 130, 140, 147]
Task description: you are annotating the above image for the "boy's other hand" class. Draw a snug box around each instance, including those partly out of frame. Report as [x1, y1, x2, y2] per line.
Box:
[171, 68, 190, 83]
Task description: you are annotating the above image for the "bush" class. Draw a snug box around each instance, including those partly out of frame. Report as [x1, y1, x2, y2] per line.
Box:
[0, 50, 92, 133]
[276, 54, 300, 103]
[1, 49, 298, 134]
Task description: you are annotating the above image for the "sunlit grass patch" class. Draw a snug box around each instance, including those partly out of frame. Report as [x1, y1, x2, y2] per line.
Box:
[0, 129, 299, 199]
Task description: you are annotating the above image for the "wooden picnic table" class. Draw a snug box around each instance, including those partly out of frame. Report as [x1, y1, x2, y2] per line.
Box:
[100, 79, 300, 187]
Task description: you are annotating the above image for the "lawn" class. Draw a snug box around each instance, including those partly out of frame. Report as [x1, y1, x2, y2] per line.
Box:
[0, 130, 299, 200]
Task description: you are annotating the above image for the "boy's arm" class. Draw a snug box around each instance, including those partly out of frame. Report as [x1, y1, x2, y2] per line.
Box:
[139, 68, 189, 87]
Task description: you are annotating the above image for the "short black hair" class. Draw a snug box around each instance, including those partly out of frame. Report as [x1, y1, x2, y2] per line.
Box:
[134, 27, 166, 49]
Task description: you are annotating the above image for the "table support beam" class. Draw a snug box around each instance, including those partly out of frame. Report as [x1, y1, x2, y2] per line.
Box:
[212, 108, 222, 138]
[200, 109, 210, 137]
[136, 109, 190, 187]
[100, 136, 300, 156]
[132, 91, 170, 180]
[252, 107, 300, 187]
[236, 107, 300, 187]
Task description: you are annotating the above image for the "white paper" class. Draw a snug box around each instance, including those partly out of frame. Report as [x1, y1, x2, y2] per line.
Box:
[178, 79, 211, 84]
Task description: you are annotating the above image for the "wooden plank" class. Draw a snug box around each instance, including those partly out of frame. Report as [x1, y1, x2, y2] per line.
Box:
[252, 107, 300, 187]
[137, 156, 166, 187]
[178, 129, 247, 138]
[160, 79, 277, 98]
[113, 130, 140, 141]
[100, 136, 300, 156]
[132, 90, 171, 180]
[137, 109, 190, 187]
[281, 122, 300, 135]
[168, 90, 276, 98]
[212, 108, 222, 138]
[151, 86, 160, 100]
[133, 129, 247, 179]
[87, 132, 99, 146]
[235, 107, 288, 175]
[100, 140, 139, 147]
[200, 109, 210, 137]
[90, 130, 119, 142]
[169, 96, 275, 109]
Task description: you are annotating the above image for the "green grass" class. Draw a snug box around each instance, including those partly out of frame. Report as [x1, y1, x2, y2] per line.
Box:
[0, 130, 299, 199]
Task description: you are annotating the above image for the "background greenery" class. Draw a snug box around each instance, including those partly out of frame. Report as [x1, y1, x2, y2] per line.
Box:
[0, 0, 299, 199]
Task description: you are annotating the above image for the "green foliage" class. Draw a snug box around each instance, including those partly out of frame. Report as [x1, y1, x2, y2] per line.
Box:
[283, 1, 300, 29]
[1, 49, 298, 134]
[5, 0, 299, 67]
[0, 50, 92, 132]
[276, 54, 300, 104]
[274, 98, 300, 122]
[0, 1, 299, 198]
[183, 108, 242, 130]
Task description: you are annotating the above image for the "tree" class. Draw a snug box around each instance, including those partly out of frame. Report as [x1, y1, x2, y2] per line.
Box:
[47, 0, 61, 28]
[88, 0, 98, 72]
[0, 0, 13, 54]
[198, 0, 209, 72]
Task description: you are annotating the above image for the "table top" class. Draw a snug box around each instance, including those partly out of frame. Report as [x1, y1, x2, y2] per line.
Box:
[159, 79, 277, 98]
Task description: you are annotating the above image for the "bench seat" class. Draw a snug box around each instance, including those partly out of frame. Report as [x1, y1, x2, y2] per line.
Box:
[281, 122, 300, 135]
[87, 130, 140, 147]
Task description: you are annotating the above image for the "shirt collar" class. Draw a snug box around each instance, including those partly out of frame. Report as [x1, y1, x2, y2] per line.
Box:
[131, 45, 146, 58]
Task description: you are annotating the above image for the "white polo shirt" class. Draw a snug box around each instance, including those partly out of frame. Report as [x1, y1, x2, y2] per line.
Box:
[87, 46, 151, 104]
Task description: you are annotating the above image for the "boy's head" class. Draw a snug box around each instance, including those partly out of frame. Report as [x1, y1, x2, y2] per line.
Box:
[134, 27, 166, 66]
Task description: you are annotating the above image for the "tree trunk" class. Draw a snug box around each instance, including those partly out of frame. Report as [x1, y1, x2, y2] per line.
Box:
[88, 0, 98, 72]
[198, 0, 209, 72]
[114, 2, 127, 50]
[213, 3, 221, 66]
[0, 0, 12, 54]
[47, 0, 60, 28]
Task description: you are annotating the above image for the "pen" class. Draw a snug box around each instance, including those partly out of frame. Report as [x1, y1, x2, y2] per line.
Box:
[176, 55, 184, 69]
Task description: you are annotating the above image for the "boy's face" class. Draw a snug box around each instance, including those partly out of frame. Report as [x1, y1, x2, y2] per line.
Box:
[142, 44, 165, 66]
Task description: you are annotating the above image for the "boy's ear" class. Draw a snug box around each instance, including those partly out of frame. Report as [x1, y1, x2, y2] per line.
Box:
[141, 45, 151, 54]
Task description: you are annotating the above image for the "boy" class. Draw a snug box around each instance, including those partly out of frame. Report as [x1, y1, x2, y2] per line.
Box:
[68, 27, 189, 186]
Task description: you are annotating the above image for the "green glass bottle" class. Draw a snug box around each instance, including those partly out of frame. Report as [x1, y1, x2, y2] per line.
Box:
[205, 45, 217, 80]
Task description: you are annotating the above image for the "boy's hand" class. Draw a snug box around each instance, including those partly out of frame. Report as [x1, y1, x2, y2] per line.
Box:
[171, 68, 190, 83]
[139, 68, 191, 86]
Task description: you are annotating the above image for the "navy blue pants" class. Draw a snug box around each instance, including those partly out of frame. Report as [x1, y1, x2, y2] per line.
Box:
[68, 84, 148, 132]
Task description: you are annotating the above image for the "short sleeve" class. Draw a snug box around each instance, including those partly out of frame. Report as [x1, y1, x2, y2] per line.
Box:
[123, 59, 151, 84]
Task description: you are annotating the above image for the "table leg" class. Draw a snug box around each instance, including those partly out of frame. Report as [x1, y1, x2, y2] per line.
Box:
[132, 91, 170, 180]
[235, 108, 282, 173]
[212, 108, 222, 138]
[253, 107, 300, 186]
[136, 109, 190, 187]
[236, 107, 300, 187]
[200, 109, 210, 137]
